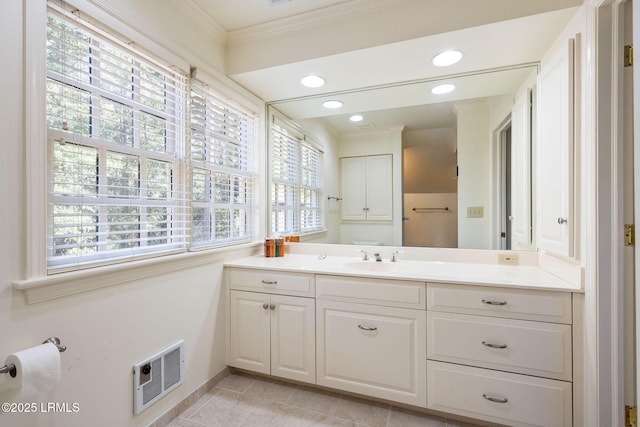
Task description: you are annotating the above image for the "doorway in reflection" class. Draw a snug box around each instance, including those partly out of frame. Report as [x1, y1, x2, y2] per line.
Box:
[402, 127, 458, 248]
[498, 123, 513, 250]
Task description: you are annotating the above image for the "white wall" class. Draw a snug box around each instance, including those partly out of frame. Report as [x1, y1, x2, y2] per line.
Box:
[0, 2, 261, 426]
[455, 101, 492, 249]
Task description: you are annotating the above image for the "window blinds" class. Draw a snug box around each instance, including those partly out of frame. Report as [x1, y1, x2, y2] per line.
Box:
[190, 81, 257, 248]
[46, 4, 188, 270]
[271, 118, 323, 235]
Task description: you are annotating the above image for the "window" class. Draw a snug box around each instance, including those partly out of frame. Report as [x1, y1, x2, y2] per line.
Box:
[271, 117, 323, 236]
[190, 81, 257, 248]
[44, 3, 257, 273]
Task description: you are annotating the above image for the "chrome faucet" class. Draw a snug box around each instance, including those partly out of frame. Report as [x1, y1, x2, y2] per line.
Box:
[360, 249, 369, 261]
[391, 250, 404, 262]
[373, 253, 383, 262]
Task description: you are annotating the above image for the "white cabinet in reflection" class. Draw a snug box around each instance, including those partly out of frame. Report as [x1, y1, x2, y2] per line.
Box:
[536, 36, 578, 257]
[340, 154, 393, 221]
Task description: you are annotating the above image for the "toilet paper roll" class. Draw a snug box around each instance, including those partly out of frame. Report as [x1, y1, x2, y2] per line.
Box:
[3, 343, 61, 400]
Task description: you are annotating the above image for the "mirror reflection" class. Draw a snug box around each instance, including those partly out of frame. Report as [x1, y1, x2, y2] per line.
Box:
[268, 64, 538, 251]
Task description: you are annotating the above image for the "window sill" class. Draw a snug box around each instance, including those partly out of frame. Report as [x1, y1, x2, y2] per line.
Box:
[13, 242, 262, 304]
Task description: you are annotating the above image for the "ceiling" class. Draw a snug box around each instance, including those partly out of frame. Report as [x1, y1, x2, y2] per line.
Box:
[190, 0, 355, 32]
[181, 0, 582, 133]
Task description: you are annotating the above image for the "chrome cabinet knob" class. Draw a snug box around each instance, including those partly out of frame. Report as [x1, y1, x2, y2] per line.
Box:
[262, 303, 269, 310]
[557, 217, 568, 224]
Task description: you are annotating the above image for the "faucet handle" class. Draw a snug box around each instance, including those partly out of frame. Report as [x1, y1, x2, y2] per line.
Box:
[359, 249, 369, 260]
[391, 250, 405, 262]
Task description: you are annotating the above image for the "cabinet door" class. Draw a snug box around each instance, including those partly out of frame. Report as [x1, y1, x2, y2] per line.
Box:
[366, 155, 393, 221]
[340, 156, 368, 220]
[537, 38, 575, 257]
[316, 300, 426, 407]
[229, 290, 270, 374]
[270, 295, 316, 384]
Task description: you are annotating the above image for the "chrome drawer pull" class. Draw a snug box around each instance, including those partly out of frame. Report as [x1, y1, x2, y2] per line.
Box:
[358, 324, 378, 331]
[261, 280, 278, 285]
[481, 299, 507, 306]
[483, 394, 508, 404]
[482, 341, 508, 349]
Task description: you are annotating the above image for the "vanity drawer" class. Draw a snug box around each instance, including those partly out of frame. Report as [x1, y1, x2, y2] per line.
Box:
[316, 274, 426, 309]
[227, 268, 314, 297]
[427, 312, 572, 381]
[427, 361, 572, 427]
[427, 282, 572, 323]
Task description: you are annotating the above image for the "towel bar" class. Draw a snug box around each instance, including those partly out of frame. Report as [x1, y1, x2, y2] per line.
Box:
[0, 337, 67, 378]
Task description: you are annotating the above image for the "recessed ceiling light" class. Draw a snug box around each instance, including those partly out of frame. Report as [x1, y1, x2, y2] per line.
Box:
[432, 50, 463, 67]
[301, 75, 325, 88]
[349, 114, 364, 122]
[323, 100, 343, 109]
[431, 84, 455, 95]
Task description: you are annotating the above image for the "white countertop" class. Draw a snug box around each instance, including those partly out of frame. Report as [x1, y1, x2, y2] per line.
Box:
[224, 254, 583, 292]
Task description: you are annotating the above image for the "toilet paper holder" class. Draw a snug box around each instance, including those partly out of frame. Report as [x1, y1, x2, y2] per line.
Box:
[0, 337, 66, 378]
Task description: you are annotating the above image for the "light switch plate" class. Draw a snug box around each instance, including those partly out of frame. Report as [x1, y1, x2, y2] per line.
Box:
[466, 206, 484, 218]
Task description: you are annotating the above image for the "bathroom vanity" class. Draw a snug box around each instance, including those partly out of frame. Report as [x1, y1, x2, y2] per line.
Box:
[224, 251, 581, 427]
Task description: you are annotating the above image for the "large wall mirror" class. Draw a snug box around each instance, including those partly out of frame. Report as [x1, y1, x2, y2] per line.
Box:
[267, 65, 537, 251]
[236, 5, 582, 252]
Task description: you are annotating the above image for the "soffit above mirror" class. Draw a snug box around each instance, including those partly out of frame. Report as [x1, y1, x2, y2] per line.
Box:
[181, 1, 580, 102]
[229, 6, 578, 102]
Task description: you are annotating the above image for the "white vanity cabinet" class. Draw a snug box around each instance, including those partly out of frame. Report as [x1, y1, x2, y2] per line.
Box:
[426, 282, 573, 427]
[340, 154, 393, 221]
[227, 268, 316, 384]
[315, 275, 427, 407]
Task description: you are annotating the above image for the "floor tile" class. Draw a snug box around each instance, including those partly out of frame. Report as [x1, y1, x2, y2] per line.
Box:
[388, 407, 447, 427]
[286, 385, 342, 415]
[166, 373, 491, 427]
[186, 389, 258, 427]
[215, 373, 256, 393]
[240, 400, 315, 427]
[242, 376, 297, 403]
[333, 395, 390, 427]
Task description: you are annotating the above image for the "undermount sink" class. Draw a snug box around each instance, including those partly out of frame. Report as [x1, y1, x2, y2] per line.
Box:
[343, 261, 403, 272]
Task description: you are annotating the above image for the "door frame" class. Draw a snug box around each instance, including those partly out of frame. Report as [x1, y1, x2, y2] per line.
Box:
[586, 0, 632, 425]
[492, 115, 512, 250]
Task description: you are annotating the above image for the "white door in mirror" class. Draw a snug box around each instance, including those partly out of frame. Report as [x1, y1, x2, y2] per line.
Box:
[536, 36, 577, 257]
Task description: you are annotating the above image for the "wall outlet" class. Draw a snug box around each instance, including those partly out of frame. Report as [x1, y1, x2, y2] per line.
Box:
[498, 253, 519, 265]
[466, 206, 484, 218]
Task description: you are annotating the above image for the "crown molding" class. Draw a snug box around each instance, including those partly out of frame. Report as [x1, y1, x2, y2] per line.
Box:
[174, 0, 228, 43]
[227, 0, 416, 46]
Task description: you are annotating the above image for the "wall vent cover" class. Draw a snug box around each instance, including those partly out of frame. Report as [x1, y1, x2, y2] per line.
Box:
[133, 340, 184, 414]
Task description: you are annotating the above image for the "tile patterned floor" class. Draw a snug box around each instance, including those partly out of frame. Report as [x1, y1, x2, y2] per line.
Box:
[167, 372, 501, 427]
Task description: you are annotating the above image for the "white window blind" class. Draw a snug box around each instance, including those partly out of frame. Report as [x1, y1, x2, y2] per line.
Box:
[190, 81, 257, 248]
[46, 3, 188, 270]
[271, 118, 323, 235]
